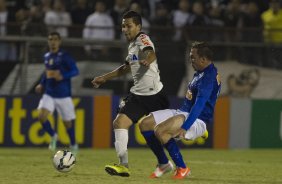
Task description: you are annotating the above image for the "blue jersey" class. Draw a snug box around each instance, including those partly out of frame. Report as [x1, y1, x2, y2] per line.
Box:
[40, 49, 79, 98]
[179, 63, 221, 130]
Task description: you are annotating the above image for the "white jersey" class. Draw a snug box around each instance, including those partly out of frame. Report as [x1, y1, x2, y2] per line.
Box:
[126, 32, 163, 95]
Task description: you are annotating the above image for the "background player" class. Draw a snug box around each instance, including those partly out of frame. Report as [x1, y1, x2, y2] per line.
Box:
[140, 41, 221, 179]
[92, 10, 172, 177]
[35, 32, 79, 155]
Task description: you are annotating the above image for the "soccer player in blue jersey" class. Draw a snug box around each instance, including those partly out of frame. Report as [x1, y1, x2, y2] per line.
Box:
[140, 41, 221, 179]
[35, 32, 79, 155]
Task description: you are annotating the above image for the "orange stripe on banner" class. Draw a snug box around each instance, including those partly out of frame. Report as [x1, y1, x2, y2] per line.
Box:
[93, 96, 112, 148]
[213, 96, 230, 149]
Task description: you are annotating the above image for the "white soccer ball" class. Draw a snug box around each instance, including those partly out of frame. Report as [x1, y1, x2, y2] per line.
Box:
[53, 150, 76, 172]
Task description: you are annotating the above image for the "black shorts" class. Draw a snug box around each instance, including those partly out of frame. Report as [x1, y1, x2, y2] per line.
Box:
[118, 89, 169, 123]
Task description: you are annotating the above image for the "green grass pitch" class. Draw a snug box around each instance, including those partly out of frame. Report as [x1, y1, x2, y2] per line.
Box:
[0, 148, 281, 184]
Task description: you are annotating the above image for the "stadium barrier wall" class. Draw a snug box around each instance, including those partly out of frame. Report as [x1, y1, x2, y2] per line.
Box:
[0, 96, 281, 148]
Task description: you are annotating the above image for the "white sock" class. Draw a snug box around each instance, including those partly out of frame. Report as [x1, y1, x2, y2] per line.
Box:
[114, 129, 128, 166]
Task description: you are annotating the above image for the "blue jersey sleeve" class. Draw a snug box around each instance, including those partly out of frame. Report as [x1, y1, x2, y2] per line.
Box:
[181, 75, 214, 130]
[61, 53, 79, 79]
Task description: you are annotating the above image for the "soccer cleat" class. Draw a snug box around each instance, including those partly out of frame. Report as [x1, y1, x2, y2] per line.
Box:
[105, 164, 130, 177]
[70, 144, 79, 156]
[149, 160, 174, 178]
[48, 134, 58, 151]
[201, 130, 209, 140]
[173, 167, 191, 179]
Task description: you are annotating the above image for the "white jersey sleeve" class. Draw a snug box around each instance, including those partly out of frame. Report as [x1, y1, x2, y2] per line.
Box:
[126, 33, 163, 95]
[136, 33, 154, 51]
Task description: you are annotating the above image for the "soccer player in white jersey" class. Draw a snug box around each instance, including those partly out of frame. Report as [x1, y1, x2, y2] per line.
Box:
[35, 32, 79, 155]
[92, 11, 171, 177]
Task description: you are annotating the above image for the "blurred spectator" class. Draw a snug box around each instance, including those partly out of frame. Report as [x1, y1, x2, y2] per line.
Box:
[185, 0, 211, 41]
[110, 0, 128, 39]
[239, 1, 263, 42]
[0, 0, 8, 36]
[238, 1, 263, 65]
[44, 0, 72, 37]
[129, 0, 150, 19]
[0, 0, 16, 61]
[261, 0, 282, 43]
[41, 0, 52, 13]
[148, 0, 161, 19]
[150, 2, 173, 42]
[5, 0, 28, 22]
[21, 5, 47, 36]
[70, 0, 92, 37]
[129, 2, 150, 33]
[172, 0, 190, 41]
[83, 1, 114, 59]
[221, 0, 242, 60]
[261, 0, 282, 69]
[70, 0, 92, 25]
[21, 4, 47, 63]
[208, 5, 224, 41]
[208, 4, 225, 60]
[222, 0, 242, 42]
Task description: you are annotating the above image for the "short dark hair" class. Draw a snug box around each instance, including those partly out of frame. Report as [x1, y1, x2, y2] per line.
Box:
[191, 42, 213, 60]
[123, 10, 142, 26]
[48, 32, 61, 39]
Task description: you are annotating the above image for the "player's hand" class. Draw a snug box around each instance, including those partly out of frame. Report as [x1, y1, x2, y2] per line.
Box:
[35, 84, 43, 94]
[92, 76, 106, 88]
[140, 60, 151, 67]
[177, 128, 187, 140]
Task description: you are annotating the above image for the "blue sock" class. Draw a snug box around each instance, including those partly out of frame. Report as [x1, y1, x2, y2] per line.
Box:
[41, 120, 55, 137]
[164, 139, 186, 168]
[141, 130, 169, 165]
[66, 121, 76, 145]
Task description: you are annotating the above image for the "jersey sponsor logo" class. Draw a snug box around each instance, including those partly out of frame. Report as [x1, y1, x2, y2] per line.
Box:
[140, 34, 151, 46]
[186, 90, 193, 100]
[129, 54, 138, 62]
[48, 59, 54, 65]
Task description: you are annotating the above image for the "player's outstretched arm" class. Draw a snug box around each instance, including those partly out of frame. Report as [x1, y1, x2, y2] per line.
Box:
[91, 64, 130, 88]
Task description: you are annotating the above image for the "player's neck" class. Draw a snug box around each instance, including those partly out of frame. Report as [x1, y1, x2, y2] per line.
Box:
[50, 48, 60, 53]
[199, 62, 212, 72]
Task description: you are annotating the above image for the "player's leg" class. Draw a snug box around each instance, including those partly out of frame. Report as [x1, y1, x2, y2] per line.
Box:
[62, 120, 78, 155]
[55, 97, 78, 155]
[154, 114, 191, 179]
[139, 112, 173, 178]
[105, 113, 132, 177]
[38, 94, 57, 151]
[113, 113, 132, 167]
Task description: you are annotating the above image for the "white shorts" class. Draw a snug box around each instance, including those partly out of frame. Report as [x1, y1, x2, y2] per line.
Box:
[151, 109, 207, 140]
[38, 94, 76, 121]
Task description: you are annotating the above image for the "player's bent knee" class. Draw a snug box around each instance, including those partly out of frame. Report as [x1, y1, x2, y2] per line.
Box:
[154, 128, 166, 144]
[139, 116, 155, 131]
[38, 114, 48, 123]
[63, 120, 73, 129]
[113, 117, 132, 129]
[113, 119, 121, 129]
